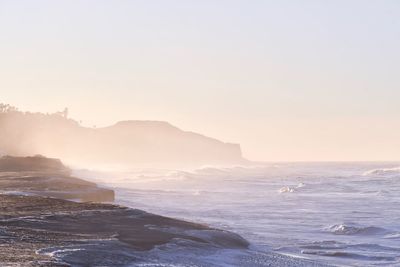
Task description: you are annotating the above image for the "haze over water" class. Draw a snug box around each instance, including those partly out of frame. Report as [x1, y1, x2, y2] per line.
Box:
[79, 162, 400, 266]
[2, 1, 400, 266]
[2, 0, 400, 161]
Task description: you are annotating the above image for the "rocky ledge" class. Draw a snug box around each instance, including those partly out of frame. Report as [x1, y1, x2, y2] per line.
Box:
[0, 155, 114, 202]
[0, 156, 249, 266]
[0, 194, 249, 266]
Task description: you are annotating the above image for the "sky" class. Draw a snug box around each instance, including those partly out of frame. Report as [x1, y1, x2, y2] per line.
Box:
[1, 0, 400, 161]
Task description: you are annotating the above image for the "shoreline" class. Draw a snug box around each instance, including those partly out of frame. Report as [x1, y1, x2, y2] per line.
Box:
[0, 194, 250, 266]
[0, 156, 250, 266]
[0, 156, 330, 266]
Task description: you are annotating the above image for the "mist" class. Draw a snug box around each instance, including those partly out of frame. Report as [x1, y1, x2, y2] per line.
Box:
[0, 104, 245, 169]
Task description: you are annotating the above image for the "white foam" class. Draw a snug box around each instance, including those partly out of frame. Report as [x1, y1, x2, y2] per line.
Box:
[279, 186, 294, 193]
[72, 162, 400, 266]
[363, 167, 400, 176]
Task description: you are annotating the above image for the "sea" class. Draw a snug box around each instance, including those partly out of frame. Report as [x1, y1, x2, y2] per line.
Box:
[75, 162, 400, 267]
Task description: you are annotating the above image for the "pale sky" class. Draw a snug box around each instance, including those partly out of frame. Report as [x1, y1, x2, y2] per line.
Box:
[1, 0, 400, 161]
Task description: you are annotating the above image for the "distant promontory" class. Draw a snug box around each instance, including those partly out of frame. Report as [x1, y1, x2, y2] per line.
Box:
[0, 104, 245, 167]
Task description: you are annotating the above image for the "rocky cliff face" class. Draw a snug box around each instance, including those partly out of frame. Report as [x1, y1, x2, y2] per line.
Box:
[0, 110, 244, 167]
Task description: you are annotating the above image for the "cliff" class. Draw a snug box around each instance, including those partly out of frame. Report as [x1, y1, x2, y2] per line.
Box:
[0, 108, 244, 167]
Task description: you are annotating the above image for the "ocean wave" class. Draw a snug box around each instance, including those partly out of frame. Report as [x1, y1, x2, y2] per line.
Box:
[327, 224, 388, 236]
[348, 243, 400, 252]
[297, 183, 306, 188]
[384, 232, 400, 239]
[278, 183, 306, 194]
[38, 247, 84, 258]
[363, 167, 400, 176]
[278, 186, 295, 193]
[134, 171, 192, 182]
[193, 165, 281, 178]
[301, 250, 396, 261]
[76, 163, 400, 266]
[299, 241, 346, 250]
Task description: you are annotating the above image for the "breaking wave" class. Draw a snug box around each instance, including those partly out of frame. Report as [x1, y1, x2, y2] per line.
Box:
[363, 167, 400, 176]
[77, 162, 400, 266]
[301, 250, 396, 261]
[327, 224, 388, 236]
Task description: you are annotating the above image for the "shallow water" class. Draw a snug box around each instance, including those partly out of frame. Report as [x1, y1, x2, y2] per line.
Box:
[76, 162, 400, 266]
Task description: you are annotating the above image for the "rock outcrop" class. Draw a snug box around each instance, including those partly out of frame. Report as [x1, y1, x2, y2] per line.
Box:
[0, 156, 249, 266]
[0, 156, 114, 202]
[0, 194, 249, 266]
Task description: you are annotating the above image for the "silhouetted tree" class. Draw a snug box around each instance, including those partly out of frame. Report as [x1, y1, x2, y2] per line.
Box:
[0, 103, 18, 113]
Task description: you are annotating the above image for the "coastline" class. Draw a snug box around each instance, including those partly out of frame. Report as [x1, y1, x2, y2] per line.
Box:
[0, 194, 250, 266]
[0, 156, 329, 266]
[0, 156, 249, 266]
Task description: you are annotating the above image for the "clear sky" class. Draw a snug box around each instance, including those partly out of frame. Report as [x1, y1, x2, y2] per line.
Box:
[1, 0, 400, 161]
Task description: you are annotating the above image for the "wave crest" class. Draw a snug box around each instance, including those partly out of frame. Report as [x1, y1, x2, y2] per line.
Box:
[327, 224, 388, 236]
[363, 167, 400, 176]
